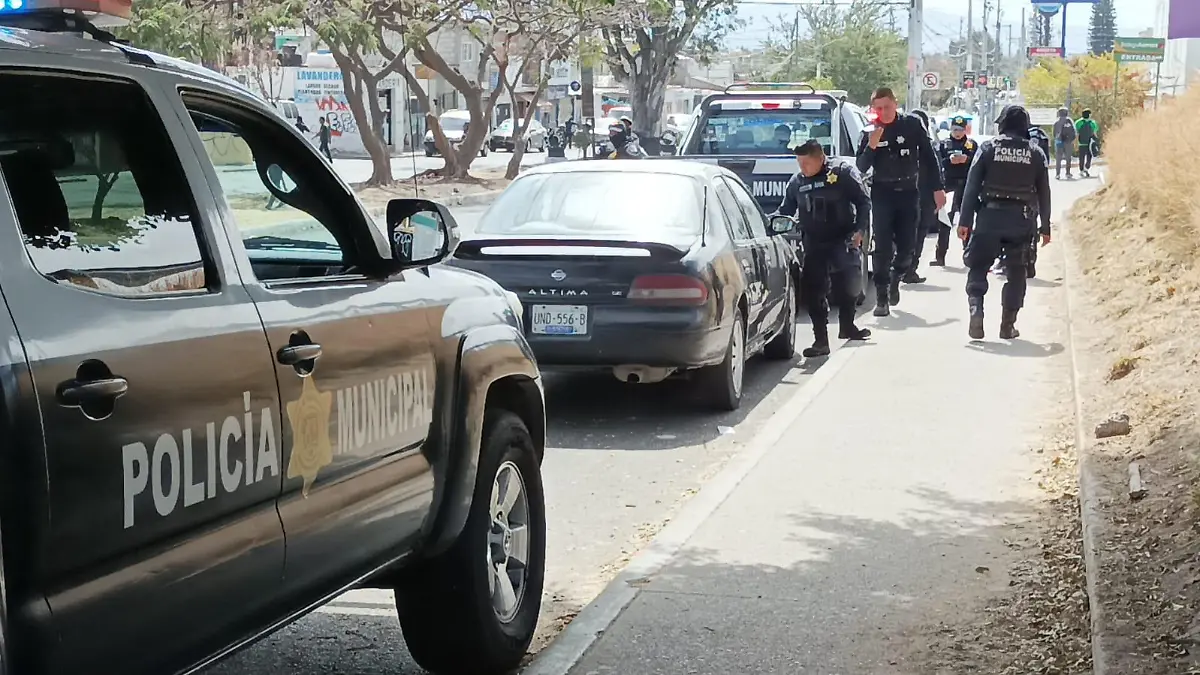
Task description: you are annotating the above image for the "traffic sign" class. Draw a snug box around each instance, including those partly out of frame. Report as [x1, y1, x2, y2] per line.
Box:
[961, 70, 976, 89]
[1114, 36, 1165, 62]
[1028, 46, 1065, 58]
[921, 72, 940, 90]
[569, 80, 582, 93]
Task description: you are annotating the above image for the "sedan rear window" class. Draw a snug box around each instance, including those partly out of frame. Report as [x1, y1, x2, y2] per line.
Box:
[478, 172, 703, 237]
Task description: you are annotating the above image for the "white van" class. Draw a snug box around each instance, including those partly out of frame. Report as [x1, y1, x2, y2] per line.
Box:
[423, 109, 488, 157]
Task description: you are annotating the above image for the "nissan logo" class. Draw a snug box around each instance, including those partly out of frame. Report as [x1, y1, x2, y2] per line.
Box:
[550, 269, 567, 281]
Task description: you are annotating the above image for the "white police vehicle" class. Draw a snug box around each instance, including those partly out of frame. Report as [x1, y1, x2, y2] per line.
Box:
[670, 83, 873, 301]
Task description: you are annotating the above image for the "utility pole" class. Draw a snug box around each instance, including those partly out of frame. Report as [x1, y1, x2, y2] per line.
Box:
[966, 0, 974, 72]
[1020, 7, 1027, 66]
[907, 0, 923, 111]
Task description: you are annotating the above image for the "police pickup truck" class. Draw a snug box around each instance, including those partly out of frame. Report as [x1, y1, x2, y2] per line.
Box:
[0, 5, 547, 675]
[668, 83, 873, 298]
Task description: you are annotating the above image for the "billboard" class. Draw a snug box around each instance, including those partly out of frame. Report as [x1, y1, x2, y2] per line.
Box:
[1029, 46, 1065, 58]
[1114, 36, 1166, 62]
[1169, 0, 1200, 39]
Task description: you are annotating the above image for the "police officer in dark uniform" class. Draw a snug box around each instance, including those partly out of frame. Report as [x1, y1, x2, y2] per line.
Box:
[933, 115, 978, 265]
[903, 109, 945, 284]
[602, 122, 647, 159]
[776, 139, 873, 356]
[957, 105, 1052, 340]
[856, 87, 946, 317]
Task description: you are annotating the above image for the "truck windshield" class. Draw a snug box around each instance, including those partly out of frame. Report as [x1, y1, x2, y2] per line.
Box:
[688, 105, 834, 156]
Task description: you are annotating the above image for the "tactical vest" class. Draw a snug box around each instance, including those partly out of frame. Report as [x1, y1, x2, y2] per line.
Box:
[797, 166, 854, 242]
[870, 118, 920, 189]
[982, 135, 1037, 202]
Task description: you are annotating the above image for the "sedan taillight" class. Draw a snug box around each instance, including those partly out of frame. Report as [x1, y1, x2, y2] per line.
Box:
[628, 275, 709, 306]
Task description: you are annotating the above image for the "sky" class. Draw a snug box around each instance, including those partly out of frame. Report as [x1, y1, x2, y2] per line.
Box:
[728, 0, 1154, 56]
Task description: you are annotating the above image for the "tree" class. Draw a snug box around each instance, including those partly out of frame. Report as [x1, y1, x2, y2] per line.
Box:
[1020, 53, 1150, 131]
[1089, 0, 1117, 56]
[602, 0, 740, 137]
[119, 0, 232, 66]
[756, 1, 903, 105]
[1028, 9, 1053, 48]
[486, 0, 634, 177]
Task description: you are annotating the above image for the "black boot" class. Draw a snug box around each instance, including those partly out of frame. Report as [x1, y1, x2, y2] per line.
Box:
[999, 309, 1020, 339]
[902, 270, 926, 284]
[968, 296, 985, 340]
[839, 325, 872, 340]
[929, 253, 946, 266]
[888, 278, 901, 305]
[873, 291, 890, 317]
[803, 324, 831, 357]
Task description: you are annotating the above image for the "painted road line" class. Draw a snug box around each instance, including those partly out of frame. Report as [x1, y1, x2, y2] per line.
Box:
[522, 340, 865, 675]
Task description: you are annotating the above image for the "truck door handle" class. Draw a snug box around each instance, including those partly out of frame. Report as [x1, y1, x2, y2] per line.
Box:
[56, 377, 128, 405]
[277, 343, 323, 365]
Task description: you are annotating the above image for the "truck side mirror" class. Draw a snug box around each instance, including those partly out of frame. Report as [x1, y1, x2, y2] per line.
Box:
[385, 199, 461, 269]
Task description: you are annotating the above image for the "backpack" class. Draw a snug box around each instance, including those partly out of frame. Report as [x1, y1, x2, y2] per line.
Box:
[1057, 119, 1076, 143]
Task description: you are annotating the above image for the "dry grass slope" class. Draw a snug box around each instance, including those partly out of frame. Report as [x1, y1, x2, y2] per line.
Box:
[1069, 87, 1200, 675]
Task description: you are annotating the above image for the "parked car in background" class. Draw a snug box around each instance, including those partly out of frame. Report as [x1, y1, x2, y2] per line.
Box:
[489, 117, 548, 153]
[447, 160, 801, 412]
[424, 109, 489, 157]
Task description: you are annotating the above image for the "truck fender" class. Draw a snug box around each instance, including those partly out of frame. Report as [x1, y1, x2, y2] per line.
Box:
[422, 323, 544, 556]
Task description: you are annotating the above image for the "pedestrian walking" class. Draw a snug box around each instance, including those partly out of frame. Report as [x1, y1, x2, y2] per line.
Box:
[957, 105, 1052, 340]
[1052, 108, 1075, 179]
[903, 109, 946, 285]
[1075, 109, 1100, 177]
[316, 116, 333, 161]
[775, 139, 873, 356]
[855, 87, 946, 317]
[933, 115, 978, 265]
[565, 118, 576, 148]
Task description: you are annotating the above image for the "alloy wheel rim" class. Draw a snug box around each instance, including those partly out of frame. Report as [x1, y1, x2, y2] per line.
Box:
[731, 318, 745, 397]
[487, 460, 531, 623]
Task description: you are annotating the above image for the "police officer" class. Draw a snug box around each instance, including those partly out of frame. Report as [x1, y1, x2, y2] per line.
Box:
[933, 115, 978, 265]
[904, 109, 946, 284]
[856, 87, 946, 317]
[957, 105, 1052, 340]
[603, 122, 647, 159]
[777, 139, 873, 356]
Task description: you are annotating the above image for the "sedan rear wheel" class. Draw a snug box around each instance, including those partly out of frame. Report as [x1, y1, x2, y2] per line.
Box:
[697, 312, 745, 411]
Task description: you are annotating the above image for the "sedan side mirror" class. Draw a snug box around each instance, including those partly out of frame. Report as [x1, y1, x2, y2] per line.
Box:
[386, 198, 461, 268]
[769, 215, 795, 235]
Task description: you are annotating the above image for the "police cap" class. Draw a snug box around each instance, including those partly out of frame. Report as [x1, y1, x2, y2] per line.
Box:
[950, 115, 967, 129]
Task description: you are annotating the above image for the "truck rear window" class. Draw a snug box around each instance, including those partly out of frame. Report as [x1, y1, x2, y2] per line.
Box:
[688, 104, 834, 156]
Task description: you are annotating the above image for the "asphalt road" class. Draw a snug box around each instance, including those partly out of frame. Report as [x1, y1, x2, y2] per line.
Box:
[203, 201, 841, 674]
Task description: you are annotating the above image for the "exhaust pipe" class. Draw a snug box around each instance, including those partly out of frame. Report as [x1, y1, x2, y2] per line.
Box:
[612, 365, 675, 385]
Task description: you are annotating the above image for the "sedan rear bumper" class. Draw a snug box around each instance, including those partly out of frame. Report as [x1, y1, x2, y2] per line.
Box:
[523, 307, 730, 369]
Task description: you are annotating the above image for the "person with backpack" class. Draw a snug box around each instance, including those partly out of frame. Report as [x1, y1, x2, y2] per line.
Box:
[1052, 108, 1075, 180]
[1075, 109, 1100, 178]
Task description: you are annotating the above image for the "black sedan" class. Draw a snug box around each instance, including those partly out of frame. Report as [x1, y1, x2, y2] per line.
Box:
[447, 160, 801, 411]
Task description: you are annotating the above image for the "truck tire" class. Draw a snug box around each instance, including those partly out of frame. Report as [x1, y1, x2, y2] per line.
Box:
[763, 285, 796, 360]
[696, 312, 745, 411]
[395, 409, 546, 675]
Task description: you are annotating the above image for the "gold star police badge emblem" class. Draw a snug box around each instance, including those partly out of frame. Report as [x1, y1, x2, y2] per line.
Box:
[826, 170, 838, 184]
[965, 141, 974, 150]
[286, 377, 334, 496]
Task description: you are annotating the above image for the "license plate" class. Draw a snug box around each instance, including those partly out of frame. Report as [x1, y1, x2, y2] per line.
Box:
[531, 305, 588, 335]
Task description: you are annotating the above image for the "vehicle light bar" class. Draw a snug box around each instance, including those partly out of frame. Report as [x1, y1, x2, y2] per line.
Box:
[628, 275, 710, 306]
[713, 99, 830, 111]
[725, 82, 817, 94]
[0, 0, 131, 21]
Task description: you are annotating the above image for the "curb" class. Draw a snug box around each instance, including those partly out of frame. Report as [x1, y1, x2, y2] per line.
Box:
[522, 341, 864, 675]
[364, 190, 503, 219]
[1060, 195, 1114, 675]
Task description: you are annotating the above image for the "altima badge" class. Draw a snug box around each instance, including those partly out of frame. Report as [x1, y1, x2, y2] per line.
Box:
[551, 269, 567, 281]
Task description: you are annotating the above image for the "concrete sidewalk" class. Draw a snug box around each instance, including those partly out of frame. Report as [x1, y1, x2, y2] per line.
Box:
[526, 182, 1096, 675]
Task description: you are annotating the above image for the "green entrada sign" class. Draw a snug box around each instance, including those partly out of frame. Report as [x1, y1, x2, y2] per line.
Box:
[1114, 37, 1165, 62]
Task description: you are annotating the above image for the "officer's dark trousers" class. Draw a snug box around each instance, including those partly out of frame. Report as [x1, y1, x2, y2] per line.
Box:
[964, 204, 1036, 310]
[870, 187, 919, 290]
[801, 240, 859, 333]
[910, 190, 938, 272]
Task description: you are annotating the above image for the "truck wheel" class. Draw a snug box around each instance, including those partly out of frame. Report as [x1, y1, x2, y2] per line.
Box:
[696, 312, 745, 411]
[763, 287, 796, 360]
[395, 410, 546, 675]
